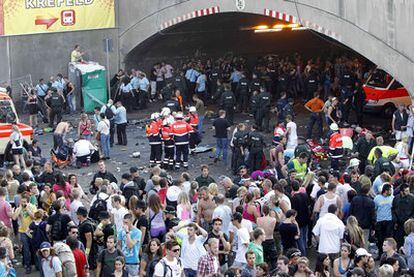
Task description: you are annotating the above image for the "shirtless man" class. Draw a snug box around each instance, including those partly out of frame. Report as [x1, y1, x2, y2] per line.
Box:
[197, 186, 217, 232]
[257, 205, 277, 269]
[53, 121, 71, 150]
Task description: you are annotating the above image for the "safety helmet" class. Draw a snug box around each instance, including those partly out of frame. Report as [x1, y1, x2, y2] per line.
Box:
[161, 107, 171, 117]
[189, 106, 196, 113]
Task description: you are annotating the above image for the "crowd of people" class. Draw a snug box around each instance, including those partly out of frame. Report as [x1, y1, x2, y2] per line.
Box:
[2, 50, 414, 277]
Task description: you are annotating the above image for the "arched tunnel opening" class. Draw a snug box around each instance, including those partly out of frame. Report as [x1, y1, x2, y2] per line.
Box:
[126, 13, 366, 73]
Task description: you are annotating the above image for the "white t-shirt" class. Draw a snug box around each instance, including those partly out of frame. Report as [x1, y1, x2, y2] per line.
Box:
[286, 121, 298, 150]
[10, 131, 23, 149]
[111, 206, 129, 232]
[234, 227, 250, 264]
[312, 213, 345, 254]
[97, 119, 110, 135]
[336, 183, 354, 206]
[212, 204, 232, 236]
[154, 257, 183, 277]
[177, 233, 207, 270]
[73, 139, 94, 157]
[182, 181, 191, 195]
[70, 199, 84, 225]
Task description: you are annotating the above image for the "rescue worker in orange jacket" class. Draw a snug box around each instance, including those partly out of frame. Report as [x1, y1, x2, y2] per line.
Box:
[170, 112, 193, 169]
[161, 117, 175, 170]
[328, 123, 343, 170]
[186, 106, 200, 154]
[147, 113, 162, 167]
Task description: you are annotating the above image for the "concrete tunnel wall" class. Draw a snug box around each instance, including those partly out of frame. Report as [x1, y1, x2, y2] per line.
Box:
[119, 0, 414, 98]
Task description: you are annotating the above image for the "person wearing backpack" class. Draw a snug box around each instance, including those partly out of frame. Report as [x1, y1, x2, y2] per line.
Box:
[46, 200, 74, 243]
[28, 210, 49, 272]
[77, 206, 99, 276]
[154, 240, 183, 277]
[53, 240, 78, 277]
[39, 242, 63, 277]
[100, 99, 117, 147]
[96, 235, 124, 277]
[89, 190, 110, 222]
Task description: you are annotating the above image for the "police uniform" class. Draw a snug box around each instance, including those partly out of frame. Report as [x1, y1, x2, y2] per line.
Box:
[231, 130, 248, 174]
[220, 89, 236, 125]
[236, 77, 250, 113]
[209, 68, 221, 98]
[257, 90, 271, 132]
[247, 130, 265, 171]
[173, 75, 188, 101]
[47, 90, 64, 128]
[305, 72, 318, 100]
[250, 93, 260, 120]
[147, 120, 162, 167]
[171, 118, 193, 169]
[164, 99, 180, 113]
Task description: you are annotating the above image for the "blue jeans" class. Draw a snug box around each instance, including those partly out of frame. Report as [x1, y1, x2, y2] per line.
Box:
[298, 226, 308, 256]
[184, 268, 197, 277]
[100, 133, 110, 158]
[67, 93, 76, 113]
[198, 115, 204, 134]
[216, 138, 228, 164]
[20, 232, 31, 269]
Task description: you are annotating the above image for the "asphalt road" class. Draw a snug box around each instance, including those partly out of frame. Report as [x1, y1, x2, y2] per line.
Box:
[15, 100, 390, 276]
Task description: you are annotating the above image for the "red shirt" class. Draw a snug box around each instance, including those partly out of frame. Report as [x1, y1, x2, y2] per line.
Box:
[72, 248, 87, 277]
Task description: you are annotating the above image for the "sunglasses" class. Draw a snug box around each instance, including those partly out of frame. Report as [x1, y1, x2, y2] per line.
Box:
[172, 248, 180, 253]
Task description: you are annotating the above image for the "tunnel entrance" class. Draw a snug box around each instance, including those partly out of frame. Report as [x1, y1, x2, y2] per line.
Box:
[125, 13, 367, 73]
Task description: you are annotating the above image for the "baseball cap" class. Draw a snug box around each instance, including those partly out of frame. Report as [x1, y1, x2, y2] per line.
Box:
[40, 241, 52, 251]
[355, 248, 371, 257]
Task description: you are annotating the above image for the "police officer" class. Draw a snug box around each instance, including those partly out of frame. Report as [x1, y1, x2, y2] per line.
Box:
[171, 112, 193, 169]
[231, 123, 248, 174]
[130, 71, 140, 109]
[46, 88, 65, 128]
[257, 86, 271, 132]
[247, 124, 265, 172]
[161, 117, 175, 170]
[187, 106, 200, 153]
[147, 113, 162, 167]
[220, 83, 236, 125]
[138, 72, 150, 110]
[250, 90, 260, 122]
[209, 64, 221, 99]
[305, 69, 318, 100]
[212, 79, 225, 101]
[236, 74, 250, 113]
[164, 94, 180, 113]
[173, 72, 188, 101]
[250, 74, 261, 93]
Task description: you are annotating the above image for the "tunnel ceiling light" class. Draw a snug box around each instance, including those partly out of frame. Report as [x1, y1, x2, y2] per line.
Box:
[254, 28, 282, 33]
[255, 25, 269, 30]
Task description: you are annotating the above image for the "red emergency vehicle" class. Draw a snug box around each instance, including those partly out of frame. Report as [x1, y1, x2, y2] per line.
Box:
[363, 68, 411, 117]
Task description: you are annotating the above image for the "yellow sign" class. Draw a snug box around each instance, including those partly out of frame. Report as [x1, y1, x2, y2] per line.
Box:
[0, 0, 115, 36]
